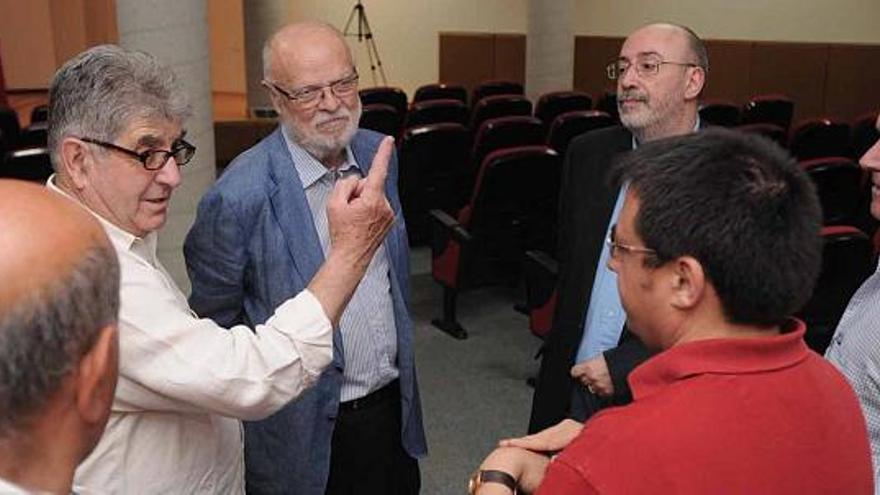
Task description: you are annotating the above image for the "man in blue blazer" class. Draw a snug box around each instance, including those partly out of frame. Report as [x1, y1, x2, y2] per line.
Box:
[184, 21, 426, 495]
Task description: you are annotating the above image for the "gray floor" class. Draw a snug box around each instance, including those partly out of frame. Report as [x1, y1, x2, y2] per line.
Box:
[408, 247, 541, 494]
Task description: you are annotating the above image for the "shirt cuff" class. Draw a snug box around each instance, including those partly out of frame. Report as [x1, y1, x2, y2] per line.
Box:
[270, 288, 334, 377]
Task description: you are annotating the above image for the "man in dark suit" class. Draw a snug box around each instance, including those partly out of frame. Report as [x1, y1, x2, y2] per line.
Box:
[528, 23, 709, 434]
[184, 22, 426, 495]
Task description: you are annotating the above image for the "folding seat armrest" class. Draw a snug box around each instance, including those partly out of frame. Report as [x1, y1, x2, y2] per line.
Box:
[525, 249, 558, 277]
[429, 209, 473, 243]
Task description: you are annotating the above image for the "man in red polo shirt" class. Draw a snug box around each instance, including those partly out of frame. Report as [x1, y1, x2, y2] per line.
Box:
[470, 129, 873, 494]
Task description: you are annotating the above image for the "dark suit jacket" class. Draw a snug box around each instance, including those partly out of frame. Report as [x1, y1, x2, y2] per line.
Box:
[184, 128, 426, 495]
[529, 125, 652, 433]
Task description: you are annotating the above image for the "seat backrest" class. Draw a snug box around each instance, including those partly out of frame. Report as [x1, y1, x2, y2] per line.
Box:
[801, 157, 864, 225]
[851, 111, 879, 159]
[471, 80, 524, 107]
[30, 104, 49, 124]
[359, 86, 407, 117]
[413, 83, 467, 105]
[0, 107, 20, 146]
[358, 103, 401, 138]
[464, 145, 561, 256]
[17, 122, 48, 149]
[471, 116, 544, 175]
[594, 91, 620, 121]
[736, 123, 788, 148]
[742, 94, 794, 130]
[797, 225, 875, 353]
[534, 91, 593, 133]
[1, 147, 52, 182]
[699, 100, 740, 127]
[470, 95, 532, 132]
[404, 99, 469, 129]
[547, 110, 616, 156]
[789, 118, 851, 160]
[398, 123, 471, 243]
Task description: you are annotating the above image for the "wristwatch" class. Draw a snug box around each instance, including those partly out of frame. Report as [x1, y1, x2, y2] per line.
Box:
[468, 469, 518, 494]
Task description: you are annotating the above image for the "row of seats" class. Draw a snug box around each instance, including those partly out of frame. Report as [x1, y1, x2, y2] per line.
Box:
[701, 97, 878, 160]
[0, 105, 52, 183]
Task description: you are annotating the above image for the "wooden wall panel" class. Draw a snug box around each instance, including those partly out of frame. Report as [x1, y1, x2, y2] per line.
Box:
[439, 32, 525, 96]
[572, 36, 620, 99]
[702, 40, 751, 104]
[748, 42, 828, 123]
[439, 33, 495, 91]
[825, 45, 880, 121]
[493, 34, 526, 86]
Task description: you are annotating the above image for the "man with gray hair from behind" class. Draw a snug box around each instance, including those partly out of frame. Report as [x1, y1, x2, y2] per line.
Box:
[0, 180, 120, 494]
[47, 44, 398, 493]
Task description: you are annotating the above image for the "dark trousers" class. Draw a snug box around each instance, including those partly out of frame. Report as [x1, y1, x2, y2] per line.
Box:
[325, 381, 420, 495]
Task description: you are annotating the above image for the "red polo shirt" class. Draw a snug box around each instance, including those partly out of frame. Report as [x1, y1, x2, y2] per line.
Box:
[536, 321, 873, 494]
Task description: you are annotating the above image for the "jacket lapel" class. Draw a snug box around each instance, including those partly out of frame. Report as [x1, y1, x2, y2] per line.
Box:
[265, 129, 325, 282]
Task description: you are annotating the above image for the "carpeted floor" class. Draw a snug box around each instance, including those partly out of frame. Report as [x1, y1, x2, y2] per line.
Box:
[408, 247, 542, 494]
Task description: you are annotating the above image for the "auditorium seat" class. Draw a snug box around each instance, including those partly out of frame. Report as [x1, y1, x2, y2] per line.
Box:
[797, 225, 875, 353]
[1, 147, 52, 182]
[359, 103, 402, 138]
[547, 110, 616, 157]
[742, 94, 794, 131]
[398, 123, 471, 244]
[470, 94, 532, 132]
[0, 107, 20, 147]
[699, 100, 740, 127]
[359, 86, 407, 117]
[851, 111, 879, 159]
[17, 122, 48, 149]
[30, 104, 49, 124]
[413, 83, 467, 105]
[524, 249, 558, 339]
[404, 99, 469, 128]
[471, 80, 523, 107]
[594, 91, 620, 122]
[430, 146, 560, 338]
[534, 91, 593, 135]
[801, 157, 864, 225]
[789, 118, 851, 160]
[736, 123, 787, 148]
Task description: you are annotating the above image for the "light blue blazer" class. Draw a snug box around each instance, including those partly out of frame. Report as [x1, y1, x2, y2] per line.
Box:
[184, 128, 427, 495]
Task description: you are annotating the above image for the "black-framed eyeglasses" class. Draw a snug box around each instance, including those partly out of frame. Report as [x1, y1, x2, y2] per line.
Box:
[606, 56, 700, 80]
[607, 224, 657, 259]
[264, 72, 360, 108]
[80, 137, 196, 171]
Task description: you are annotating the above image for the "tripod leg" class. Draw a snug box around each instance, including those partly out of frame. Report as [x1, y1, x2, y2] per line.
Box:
[357, 8, 387, 85]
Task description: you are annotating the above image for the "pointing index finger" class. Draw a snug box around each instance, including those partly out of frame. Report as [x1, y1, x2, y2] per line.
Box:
[364, 136, 394, 193]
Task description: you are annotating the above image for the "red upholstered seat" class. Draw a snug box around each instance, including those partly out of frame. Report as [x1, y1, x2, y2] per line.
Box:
[358, 103, 401, 138]
[789, 118, 851, 160]
[546, 110, 616, 157]
[534, 91, 593, 135]
[358, 86, 407, 117]
[742, 94, 794, 131]
[471, 80, 523, 107]
[404, 99, 469, 129]
[800, 157, 863, 225]
[413, 83, 467, 105]
[797, 225, 876, 353]
[430, 145, 560, 338]
[699, 100, 740, 127]
[470, 94, 532, 132]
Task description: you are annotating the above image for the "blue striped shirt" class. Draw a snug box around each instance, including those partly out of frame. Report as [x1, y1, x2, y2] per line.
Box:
[283, 130, 398, 402]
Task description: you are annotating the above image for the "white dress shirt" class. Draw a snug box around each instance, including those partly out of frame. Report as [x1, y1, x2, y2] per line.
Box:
[0, 477, 39, 494]
[47, 178, 333, 494]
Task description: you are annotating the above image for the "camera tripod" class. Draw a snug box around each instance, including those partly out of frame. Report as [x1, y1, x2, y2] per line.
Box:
[343, 0, 387, 86]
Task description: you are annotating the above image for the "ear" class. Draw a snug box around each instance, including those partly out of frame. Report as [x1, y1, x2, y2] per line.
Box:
[683, 66, 706, 100]
[75, 324, 119, 425]
[261, 81, 286, 116]
[59, 137, 93, 190]
[668, 256, 705, 310]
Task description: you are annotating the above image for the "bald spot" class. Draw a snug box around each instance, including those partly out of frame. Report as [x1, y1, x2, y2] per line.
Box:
[624, 23, 696, 64]
[0, 180, 112, 309]
[266, 21, 354, 84]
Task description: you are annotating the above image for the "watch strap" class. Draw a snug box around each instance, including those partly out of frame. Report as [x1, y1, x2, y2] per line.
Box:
[479, 469, 517, 492]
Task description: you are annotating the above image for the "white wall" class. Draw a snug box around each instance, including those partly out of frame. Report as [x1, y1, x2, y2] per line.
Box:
[574, 0, 880, 43]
